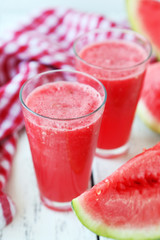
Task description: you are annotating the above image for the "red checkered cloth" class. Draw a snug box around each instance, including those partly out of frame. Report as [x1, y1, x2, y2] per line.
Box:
[0, 8, 126, 227]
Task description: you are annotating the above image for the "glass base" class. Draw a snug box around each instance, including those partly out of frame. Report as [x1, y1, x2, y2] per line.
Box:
[41, 195, 72, 212]
[96, 142, 129, 159]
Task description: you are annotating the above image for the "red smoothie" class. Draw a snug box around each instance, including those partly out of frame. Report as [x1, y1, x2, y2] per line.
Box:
[23, 81, 103, 205]
[76, 40, 147, 152]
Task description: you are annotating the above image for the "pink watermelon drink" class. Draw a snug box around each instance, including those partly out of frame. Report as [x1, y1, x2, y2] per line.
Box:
[74, 28, 151, 158]
[20, 70, 106, 211]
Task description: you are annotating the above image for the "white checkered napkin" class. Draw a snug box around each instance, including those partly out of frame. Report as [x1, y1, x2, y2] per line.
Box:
[0, 7, 124, 228]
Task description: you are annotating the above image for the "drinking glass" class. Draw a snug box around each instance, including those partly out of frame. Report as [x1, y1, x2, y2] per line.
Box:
[19, 69, 106, 211]
[73, 28, 152, 158]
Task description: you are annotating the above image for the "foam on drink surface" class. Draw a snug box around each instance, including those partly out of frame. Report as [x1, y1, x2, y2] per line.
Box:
[25, 81, 102, 130]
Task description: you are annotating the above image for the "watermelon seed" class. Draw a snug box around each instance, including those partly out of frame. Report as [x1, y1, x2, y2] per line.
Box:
[104, 179, 110, 188]
[96, 190, 101, 195]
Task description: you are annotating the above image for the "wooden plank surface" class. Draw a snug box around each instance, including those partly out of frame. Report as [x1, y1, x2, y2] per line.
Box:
[1, 116, 159, 240]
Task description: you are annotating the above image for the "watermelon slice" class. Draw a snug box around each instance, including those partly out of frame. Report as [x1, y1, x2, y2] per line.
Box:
[137, 62, 160, 133]
[72, 143, 160, 240]
[126, 0, 160, 59]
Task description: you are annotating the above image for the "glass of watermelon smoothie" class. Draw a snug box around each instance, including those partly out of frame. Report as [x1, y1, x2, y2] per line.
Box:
[73, 28, 152, 158]
[19, 69, 106, 211]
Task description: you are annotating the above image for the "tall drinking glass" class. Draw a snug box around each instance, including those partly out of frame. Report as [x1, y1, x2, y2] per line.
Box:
[74, 28, 152, 158]
[19, 69, 106, 211]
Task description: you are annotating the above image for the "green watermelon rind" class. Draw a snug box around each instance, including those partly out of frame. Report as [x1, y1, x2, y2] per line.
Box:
[72, 198, 160, 240]
[137, 100, 160, 134]
[126, 0, 160, 60]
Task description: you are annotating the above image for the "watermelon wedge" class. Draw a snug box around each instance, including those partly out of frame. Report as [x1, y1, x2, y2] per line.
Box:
[137, 62, 160, 133]
[126, 0, 160, 59]
[72, 143, 160, 240]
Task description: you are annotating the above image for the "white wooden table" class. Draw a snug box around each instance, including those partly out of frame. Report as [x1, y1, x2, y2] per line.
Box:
[0, 1, 160, 239]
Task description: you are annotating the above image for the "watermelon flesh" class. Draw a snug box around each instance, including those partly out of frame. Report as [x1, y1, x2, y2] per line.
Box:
[126, 0, 160, 59]
[137, 62, 160, 133]
[72, 143, 160, 240]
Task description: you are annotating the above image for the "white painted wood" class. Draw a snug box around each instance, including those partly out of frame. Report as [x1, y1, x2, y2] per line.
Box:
[0, 0, 126, 29]
[2, 114, 160, 240]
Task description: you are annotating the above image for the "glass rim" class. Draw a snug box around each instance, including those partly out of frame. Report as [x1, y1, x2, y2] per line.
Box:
[19, 69, 107, 121]
[73, 27, 152, 71]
